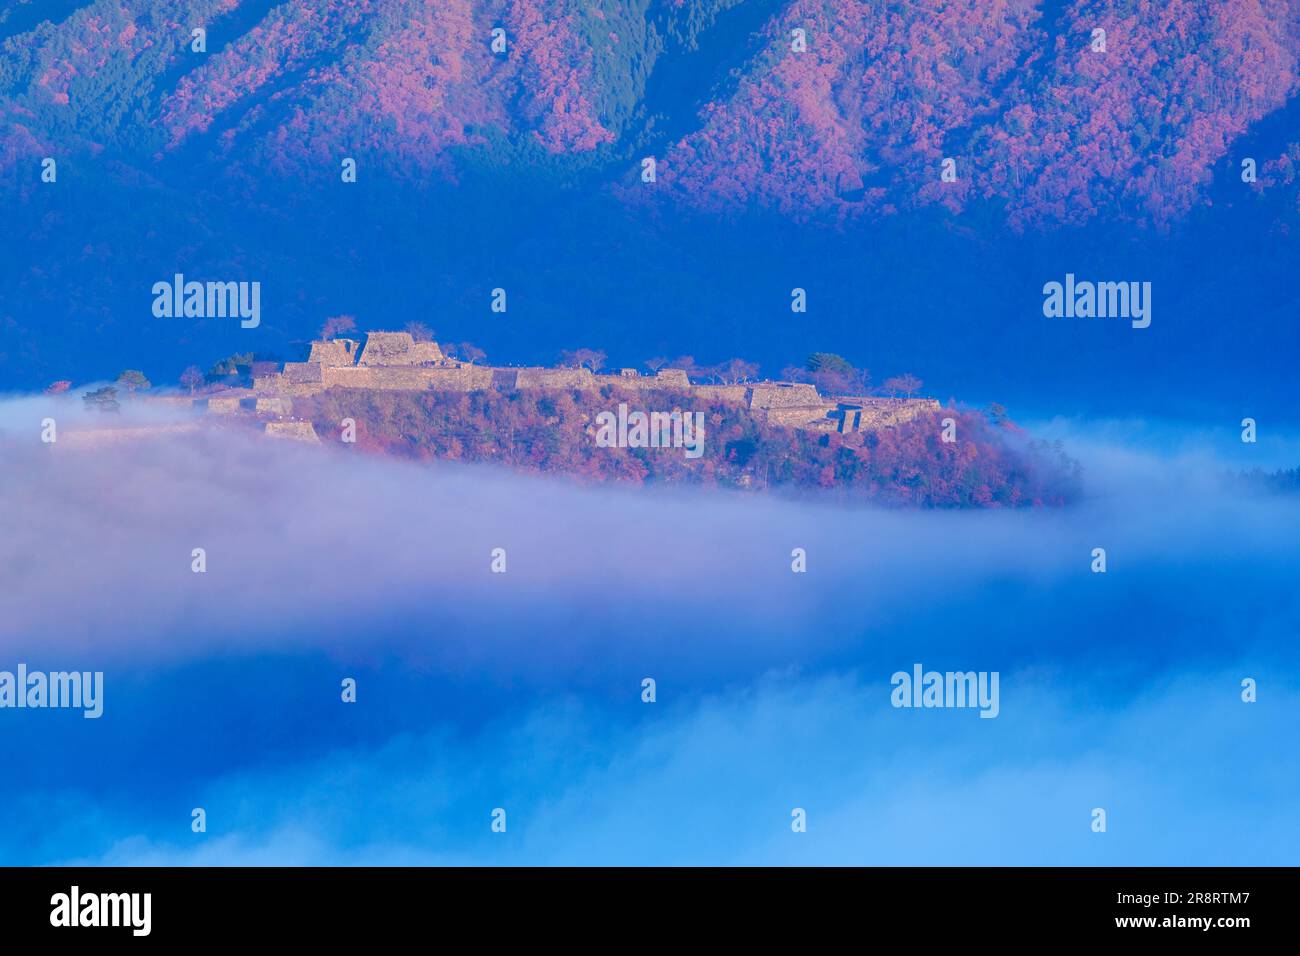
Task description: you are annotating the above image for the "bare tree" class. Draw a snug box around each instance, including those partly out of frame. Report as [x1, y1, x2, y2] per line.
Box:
[320, 315, 357, 340]
[458, 342, 486, 365]
[810, 368, 869, 396]
[180, 366, 204, 395]
[644, 356, 669, 374]
[666, 355, 700, 381]
[559, 348, 607, 373]
[882, 373, 922, 398]
[716, 358, 759, 385]
[406, 321, 436, 342]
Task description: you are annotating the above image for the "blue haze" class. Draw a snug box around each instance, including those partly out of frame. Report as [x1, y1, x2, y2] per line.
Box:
[0, 415, 1296, 864]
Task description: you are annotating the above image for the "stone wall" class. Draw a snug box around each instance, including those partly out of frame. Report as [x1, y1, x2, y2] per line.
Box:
[203, 391, 255, 414]
[254, 374, 322, 397]
[282, 362, 323, 384]
[748, 382, 823, 409]
[264, 421, 320, 443]
[763, 404, 837, 429]
[409, 341, 444, 364]
[691, 384, 749, 405]
[758, 397, 939, 432]
[593, 373, 639, 390]
[238, 330, 945, 439]
[319, 364, 493, 391]
[255, 396, 291, 415]
[590, 368, 694, 391]
[318, 366, 373, 389]
[57, 423, 202, 448]
[854, 398, 941, 429]
[423, 365, 493, 390]
[514, 367, 594, 389]
[654, 369, 690, 388]
[308, 339, 360, 366]
[357, 331, 443, 366]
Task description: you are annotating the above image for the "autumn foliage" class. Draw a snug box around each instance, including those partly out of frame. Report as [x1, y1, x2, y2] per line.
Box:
[295, 385, 1080, 508]
[3, 1, 1296, 228]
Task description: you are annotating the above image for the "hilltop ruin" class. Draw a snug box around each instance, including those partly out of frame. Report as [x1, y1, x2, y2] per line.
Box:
[200, 331, 939, 439]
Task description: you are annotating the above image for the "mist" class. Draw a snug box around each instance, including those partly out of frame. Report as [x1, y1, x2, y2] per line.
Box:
[1, 401, 1296, 864]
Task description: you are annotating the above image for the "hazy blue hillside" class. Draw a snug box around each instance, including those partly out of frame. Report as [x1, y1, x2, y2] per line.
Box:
[1, 0, 1297, 422]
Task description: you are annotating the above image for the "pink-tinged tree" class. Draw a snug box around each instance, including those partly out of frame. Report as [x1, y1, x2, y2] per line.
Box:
[882, 374, 923, 398]
[559, 348, 607, 372]
[506, 0, 615, 152]
[716, 358, 759, 385]
[161, 0, 382, 149]
[320, 315, 357, 340]
[180, 366, 204, 395]
[976, 0, 1300, 230]
[406, 322, 436, 343]
[457, 342, 487, 365]
[116, 369, 150, 393]
[649, 0, 1037, 221]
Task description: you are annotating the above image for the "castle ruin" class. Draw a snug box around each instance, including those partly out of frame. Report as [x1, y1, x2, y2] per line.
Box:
[224, 331, 939, 438]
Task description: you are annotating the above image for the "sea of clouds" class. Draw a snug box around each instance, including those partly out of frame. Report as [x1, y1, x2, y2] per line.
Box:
[0, 396, 1296, 865]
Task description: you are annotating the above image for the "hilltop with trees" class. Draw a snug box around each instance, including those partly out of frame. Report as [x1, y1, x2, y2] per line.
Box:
[294, 382, 1078, 508]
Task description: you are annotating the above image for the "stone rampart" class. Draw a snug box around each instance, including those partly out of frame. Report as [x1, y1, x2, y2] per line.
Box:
[357, 331, 443, 366]
[264, 421, 320, 443]
[282, 362, 324, 384]
[748, 382, 823, 409]
[308, 339, 360, 366]
[763, 404, 837, 429]
[591, 369, 697, 392]
[514, 367, 594, 389]
[654, 369, 690, 388]
[691, 384, 749, 404]
[256, 397, 292, 415]
[240, 330, 945, 438]
[319, 364, 493, 391]
[423, 365, 493, 390]
[854, 398, 941, 429]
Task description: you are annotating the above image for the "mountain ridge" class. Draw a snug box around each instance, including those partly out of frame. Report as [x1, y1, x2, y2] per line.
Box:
[4, 0, 1299, 228]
